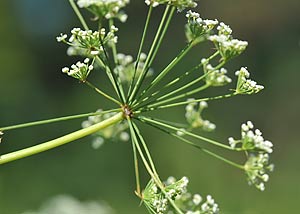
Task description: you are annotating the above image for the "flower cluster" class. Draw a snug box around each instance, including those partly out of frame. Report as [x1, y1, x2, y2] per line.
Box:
[208, 22, 248, 60]
[203, 64, 232, 87]
[143, 177, 189, 214]
[228, 121, 274, 191]
[145, 0, 197, 11]
[235, 67, 264, 94]
[185, 11, 218, 43]
[114, 53, 153, 84]
[149, 177, 220, 214]
[244, 153, 274, 191]
[82, 109, 129, 149]
[77, 0, 129, 22]
[61, 58, 94, 82]
[57, 26, 118, 57]
[185, 100, 216, 132]
[228, 121, 273, 153]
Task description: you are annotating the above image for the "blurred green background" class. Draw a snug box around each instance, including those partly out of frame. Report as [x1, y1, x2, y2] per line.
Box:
[0, 0, 299, 213]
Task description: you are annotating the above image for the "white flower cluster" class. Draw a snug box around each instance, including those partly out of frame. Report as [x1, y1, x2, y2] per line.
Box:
[21, 195, 114, 214]
[228, 121, 274, 191]
[209, 22, 248, 60]
[81, 109, 129, 149]
[57, 26, 118, 57]
[162, 177, 219, 214]
[62, 58, 94, 82]
[143, 176, 189, 214]
[0, 131, 3, 143]
[114, 53, 153, 84]
[185, 10, 218, 43]
[244, 153, 274, 191]
[145, 0, 197, 11]
[235, 67, 264, 94]
[185, 100, 216, 132]
[203, 64, 232, 87]
[77, 0, 129, 22]
[228, 121, 273, 153]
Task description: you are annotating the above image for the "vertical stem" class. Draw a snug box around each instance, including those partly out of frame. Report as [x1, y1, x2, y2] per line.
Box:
[131, 137, 141, 196]
[0, 112, 124, 165]
[127, 7, 153, 103]
[68, 0, 89, 30]
[128, 5, 172, 104]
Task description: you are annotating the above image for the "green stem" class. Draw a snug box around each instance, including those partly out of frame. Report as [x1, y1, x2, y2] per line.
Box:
[141, 118, 244, 170]
[139, 116, 234, 150]
[131, 135, 141, 197]
[95, 56, 122, 101]
[69, 0, 89, 30]
[134, 51, 220, 108]
[0, 112, 124, 165]
[0, 109, 119, 131]
[141, 92, 237, 112]
[128, 5, 172, 104]
[127, 119, 183, 214]
[85, 81, 121, 105]
[135, 41, 194, 106]
[132, 122, 158, 176]
[126, 7, 153, 103]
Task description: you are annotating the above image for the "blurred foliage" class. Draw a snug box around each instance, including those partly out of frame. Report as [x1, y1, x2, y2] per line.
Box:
[0, 0, 299, 213]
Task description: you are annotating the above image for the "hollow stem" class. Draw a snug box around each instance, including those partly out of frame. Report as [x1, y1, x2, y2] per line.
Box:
[0, 112, 124, 165]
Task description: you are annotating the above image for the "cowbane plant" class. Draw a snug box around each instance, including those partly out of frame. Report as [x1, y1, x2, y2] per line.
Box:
[0, 0, 274, 213]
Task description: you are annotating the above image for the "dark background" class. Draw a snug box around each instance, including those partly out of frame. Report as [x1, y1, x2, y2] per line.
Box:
[0, 0, 299, 213]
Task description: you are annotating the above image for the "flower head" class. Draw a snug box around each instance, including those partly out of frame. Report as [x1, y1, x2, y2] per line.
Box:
[235, 67, 264, 94]
[185, 10, 218, 43]
[114, 53, 153, 84]
[77, 0, 129, 22]
[204, 64, 232, 87]
[145, 0, 197, 11]
[185, 99, 216, 132]
[57, 27, 118, 57]
[62, 58, 94, 82]
[228, 121, 273, 153]
[244, 153, 274, 191]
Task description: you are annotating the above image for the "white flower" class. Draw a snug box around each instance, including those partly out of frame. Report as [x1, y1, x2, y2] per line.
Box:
[62, 58, 94, 81]
[235, 67, 264, 94]
[244, 153, 274, 191]
[56, 33, 67, 42]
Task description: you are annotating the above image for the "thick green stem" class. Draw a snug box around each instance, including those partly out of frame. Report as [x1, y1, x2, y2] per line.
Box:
[0, 112, 124, 165]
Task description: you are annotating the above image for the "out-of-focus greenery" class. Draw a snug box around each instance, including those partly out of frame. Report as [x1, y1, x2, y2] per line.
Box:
[0, 0, 299, 213]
